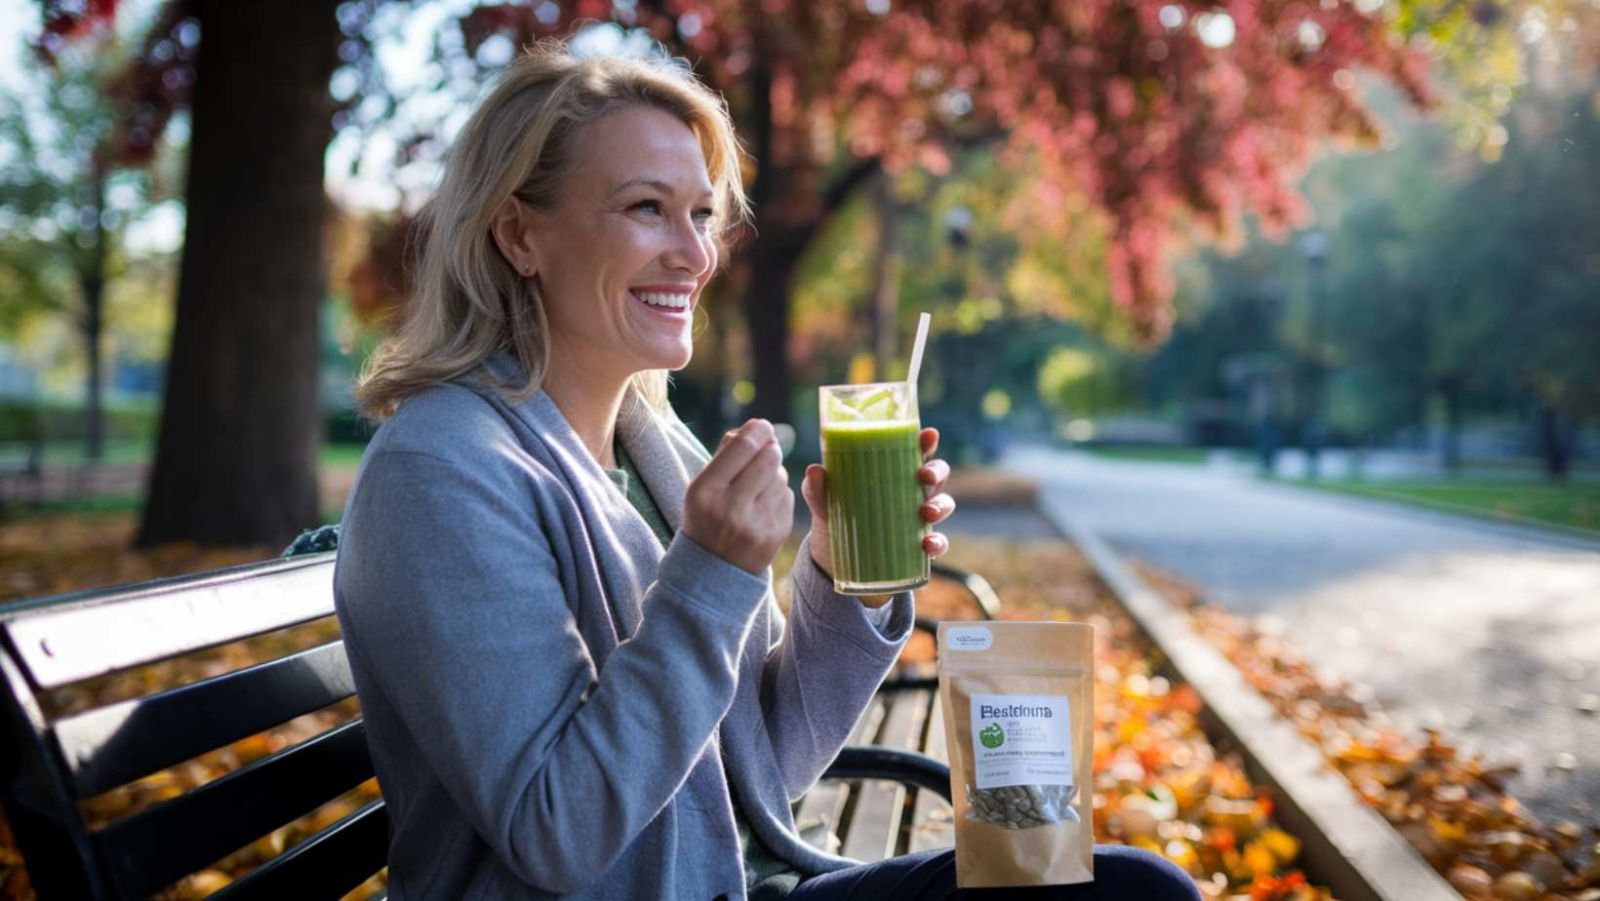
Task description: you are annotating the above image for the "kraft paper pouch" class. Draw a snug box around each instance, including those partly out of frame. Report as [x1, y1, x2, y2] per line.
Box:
[937, 621, 1094, 888]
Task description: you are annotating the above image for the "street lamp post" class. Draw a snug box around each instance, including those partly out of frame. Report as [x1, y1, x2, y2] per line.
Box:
[1301, 230, 1330, 480]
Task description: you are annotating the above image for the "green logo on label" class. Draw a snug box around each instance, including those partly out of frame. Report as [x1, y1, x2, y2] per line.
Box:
[979, 723, 1005, 749]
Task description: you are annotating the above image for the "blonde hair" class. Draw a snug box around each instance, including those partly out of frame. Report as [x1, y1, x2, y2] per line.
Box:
[355, 41, 749, 422]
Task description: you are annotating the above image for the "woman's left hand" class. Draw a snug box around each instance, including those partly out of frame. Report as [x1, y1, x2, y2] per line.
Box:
[801, 427, 956, 580]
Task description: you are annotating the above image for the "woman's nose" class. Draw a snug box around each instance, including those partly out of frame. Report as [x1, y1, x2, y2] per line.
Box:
[663, 216, 713, 276]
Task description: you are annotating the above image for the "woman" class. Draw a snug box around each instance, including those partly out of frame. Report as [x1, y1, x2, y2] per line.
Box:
[334, 43, 1199, 901]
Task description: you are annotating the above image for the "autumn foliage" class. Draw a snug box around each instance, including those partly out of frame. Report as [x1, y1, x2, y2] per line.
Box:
[457, 0, 1431, 341]
[37, 0, 197, 167]
[1139, 564, 1600, 900]
[13, 485, 1596, 897]
[39, 0, 1437, 432]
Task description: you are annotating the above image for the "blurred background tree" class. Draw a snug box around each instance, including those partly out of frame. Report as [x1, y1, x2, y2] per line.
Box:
[0, 18, 173, 464]
[35, 0, 339, 546]
[15, 0, 1595, 546]
[398, 0, 1433, 426]
[1145, 67, 1598, 478]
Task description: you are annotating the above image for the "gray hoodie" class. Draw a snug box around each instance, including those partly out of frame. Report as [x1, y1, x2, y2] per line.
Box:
[333, 353, 914, 899]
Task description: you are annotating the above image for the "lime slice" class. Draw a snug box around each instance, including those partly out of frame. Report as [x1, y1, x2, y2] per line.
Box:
[826, 393, 863, 421]
[858, 387, 898, 421]
[864, 396, 902, 422]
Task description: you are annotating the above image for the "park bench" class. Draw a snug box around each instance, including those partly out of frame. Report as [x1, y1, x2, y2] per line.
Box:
[0, 545, 996, 898]
[0, 440, 45, 513]
[0, 440, 147, 517]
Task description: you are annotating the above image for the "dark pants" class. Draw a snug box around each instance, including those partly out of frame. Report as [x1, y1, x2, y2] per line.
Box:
[787, 845, 1202, 900]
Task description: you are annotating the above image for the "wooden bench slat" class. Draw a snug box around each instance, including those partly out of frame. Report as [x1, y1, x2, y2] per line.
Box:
[210, 799, 388, 901]
[3, 555, 336, 689]
[794, 696, 885, 854]
[839, 688, 930, 863]
[54, 641, 357, 798]
[92, 718, 373, 899]
[909, 688, 955, 853]
[917, 679, 946, 765]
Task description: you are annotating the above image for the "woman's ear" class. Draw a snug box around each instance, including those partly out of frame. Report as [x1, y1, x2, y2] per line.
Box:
[490, 196, 538, 277]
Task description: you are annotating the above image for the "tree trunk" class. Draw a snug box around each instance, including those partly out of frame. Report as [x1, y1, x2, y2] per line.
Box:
[681, 284, 732, 445]
[137, 0, 341, 548]
[83, 156, 106, 463]
[1539, 401, 1569, 481]
[738, 57, 790, 425]
[1439, 374, 1462, 472]
[869, 171, 901, 381]
[742, 229, 805, 423]
[734, 49, 884, 424]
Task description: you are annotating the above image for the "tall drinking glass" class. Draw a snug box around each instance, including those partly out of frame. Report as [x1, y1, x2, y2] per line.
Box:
[818, 381, 930, 595]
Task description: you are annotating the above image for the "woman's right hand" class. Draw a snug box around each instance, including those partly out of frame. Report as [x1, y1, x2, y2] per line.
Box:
[681, 419, 793, 575]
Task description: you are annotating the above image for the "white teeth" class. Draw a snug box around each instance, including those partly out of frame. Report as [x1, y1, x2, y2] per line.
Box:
[636, 291, 691, 310]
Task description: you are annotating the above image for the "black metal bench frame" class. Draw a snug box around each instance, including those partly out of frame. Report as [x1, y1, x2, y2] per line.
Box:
[0, 553, 995, 899]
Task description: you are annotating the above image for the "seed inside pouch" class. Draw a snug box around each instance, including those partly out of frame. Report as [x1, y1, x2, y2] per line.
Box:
[968, 783, 1079, 829]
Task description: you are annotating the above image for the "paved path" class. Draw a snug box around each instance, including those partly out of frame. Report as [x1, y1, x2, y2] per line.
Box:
[1002, 444, 1600, 827]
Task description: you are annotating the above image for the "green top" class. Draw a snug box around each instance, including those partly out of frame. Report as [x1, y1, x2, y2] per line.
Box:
[819, 418, 920, 445]
[606, 442, 803, 898]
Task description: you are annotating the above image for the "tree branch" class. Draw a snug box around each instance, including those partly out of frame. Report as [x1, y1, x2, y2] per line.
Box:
[821, 157, 881, 218]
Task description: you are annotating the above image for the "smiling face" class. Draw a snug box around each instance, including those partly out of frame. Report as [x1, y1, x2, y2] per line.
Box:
[514, 105, 719, 388]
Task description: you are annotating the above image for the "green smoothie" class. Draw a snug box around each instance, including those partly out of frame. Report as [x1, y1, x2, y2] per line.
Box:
[822, 418, 929, 593]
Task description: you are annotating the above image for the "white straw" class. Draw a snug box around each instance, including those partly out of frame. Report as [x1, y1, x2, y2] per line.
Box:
[905, 312, 932, 388]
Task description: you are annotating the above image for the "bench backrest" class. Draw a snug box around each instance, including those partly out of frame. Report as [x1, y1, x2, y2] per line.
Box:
[0, 552, 994, 899]
[0, 552, 387, 899]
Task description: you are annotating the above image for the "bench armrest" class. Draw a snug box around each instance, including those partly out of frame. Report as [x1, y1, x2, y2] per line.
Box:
[928, 561, 1001, 622]
[821, 746, 951, 802]
[876, 563, 1001, 696]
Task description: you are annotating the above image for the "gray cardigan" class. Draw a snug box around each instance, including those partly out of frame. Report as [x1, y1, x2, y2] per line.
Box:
[333, 353, 915, 899]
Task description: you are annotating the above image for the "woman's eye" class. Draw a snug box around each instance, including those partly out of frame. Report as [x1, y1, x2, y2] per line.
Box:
[630, 200, 664, 215]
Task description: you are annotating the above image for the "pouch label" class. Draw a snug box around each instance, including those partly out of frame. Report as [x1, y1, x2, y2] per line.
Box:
[969, 693, 1073, 789]
[945, 626, 993, 651]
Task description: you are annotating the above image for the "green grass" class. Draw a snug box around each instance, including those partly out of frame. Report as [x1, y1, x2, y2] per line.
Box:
[1300, 478, 1600, 534]
[0, 439, 154, 466]
[0, 441, 370, 469]
[1452, 458, 1600, 476]
[1, 444, 370, 526]
[1080, 445, 1215, 465]
[320, 444, 369, 467]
